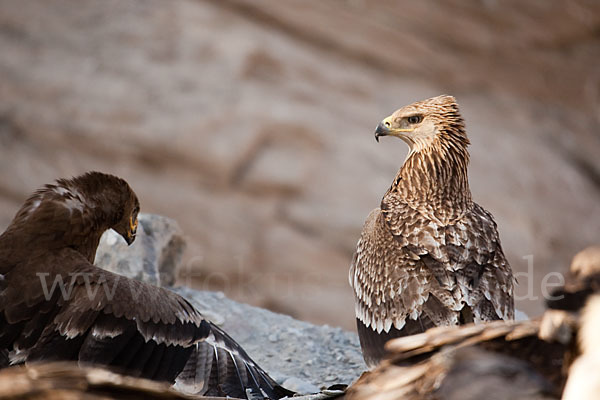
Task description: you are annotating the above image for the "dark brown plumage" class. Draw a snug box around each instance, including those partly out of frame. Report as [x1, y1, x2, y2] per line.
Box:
[0, 172, 291, 399]
[350, 95, 514, 367]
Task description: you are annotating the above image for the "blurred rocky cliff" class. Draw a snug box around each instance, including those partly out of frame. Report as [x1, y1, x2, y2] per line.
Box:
[0, 0, 599, 328]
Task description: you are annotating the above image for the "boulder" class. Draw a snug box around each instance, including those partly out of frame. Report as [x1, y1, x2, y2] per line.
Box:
[95, 214, 186, 287]
[175, 287, 365, 390]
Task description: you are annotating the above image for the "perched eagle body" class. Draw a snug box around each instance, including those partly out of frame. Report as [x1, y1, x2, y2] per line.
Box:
[0, 172, 290, 399]
[350, 95, 514, 367]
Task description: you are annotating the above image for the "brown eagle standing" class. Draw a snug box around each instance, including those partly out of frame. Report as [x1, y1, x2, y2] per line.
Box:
[349, 95, 514, 367]
[0, 172, 291, 399]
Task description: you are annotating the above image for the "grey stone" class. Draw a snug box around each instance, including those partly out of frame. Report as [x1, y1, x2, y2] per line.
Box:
[95, 213, 186, 287]
[515, 309, 529, 321]
[280, 376, 320, 395]
[173, 286, 365, 391]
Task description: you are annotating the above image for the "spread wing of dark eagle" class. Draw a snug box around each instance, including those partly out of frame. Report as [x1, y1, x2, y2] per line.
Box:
[0, 172, 292, 399]
[350, 95, 514, 367]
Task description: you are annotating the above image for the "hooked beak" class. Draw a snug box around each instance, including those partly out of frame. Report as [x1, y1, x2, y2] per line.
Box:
[125, 216, 138, 245]
[374, 115, 414, 142]
[374, 122, 388, 143]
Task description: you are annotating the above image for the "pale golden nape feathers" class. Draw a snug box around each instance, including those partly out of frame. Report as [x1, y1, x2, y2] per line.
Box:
[377, 94, 472, 224]
[350, 95, 514, 367]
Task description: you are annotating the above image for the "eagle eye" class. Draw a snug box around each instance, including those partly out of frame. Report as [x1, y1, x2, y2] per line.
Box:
[407, 115, 422, 124]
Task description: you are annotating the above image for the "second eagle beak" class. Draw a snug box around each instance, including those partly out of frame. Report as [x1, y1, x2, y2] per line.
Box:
[126, 216, 138, 245]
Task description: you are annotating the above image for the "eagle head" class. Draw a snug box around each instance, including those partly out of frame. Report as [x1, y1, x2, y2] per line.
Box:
[65, 171, 141, 246]
[112, 194, 139, 246]
[107, 178, 140, 246]
[2, 172, 141, 267]
[374, 95, 469, 153]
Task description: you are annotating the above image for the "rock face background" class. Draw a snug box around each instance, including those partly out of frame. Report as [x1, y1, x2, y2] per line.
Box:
[0, 0, 599, 328]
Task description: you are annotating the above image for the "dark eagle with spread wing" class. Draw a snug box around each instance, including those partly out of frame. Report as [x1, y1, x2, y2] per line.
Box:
[349, 95, 515, 367]
[0, 172, 291, 399]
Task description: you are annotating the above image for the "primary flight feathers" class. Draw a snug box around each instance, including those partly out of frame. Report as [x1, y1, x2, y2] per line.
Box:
[0, 171, 292, 399]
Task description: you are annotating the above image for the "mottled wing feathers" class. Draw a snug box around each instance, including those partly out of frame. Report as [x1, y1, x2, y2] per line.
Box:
[350, 208, 440, 333]
[350, 197, 514, 351]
